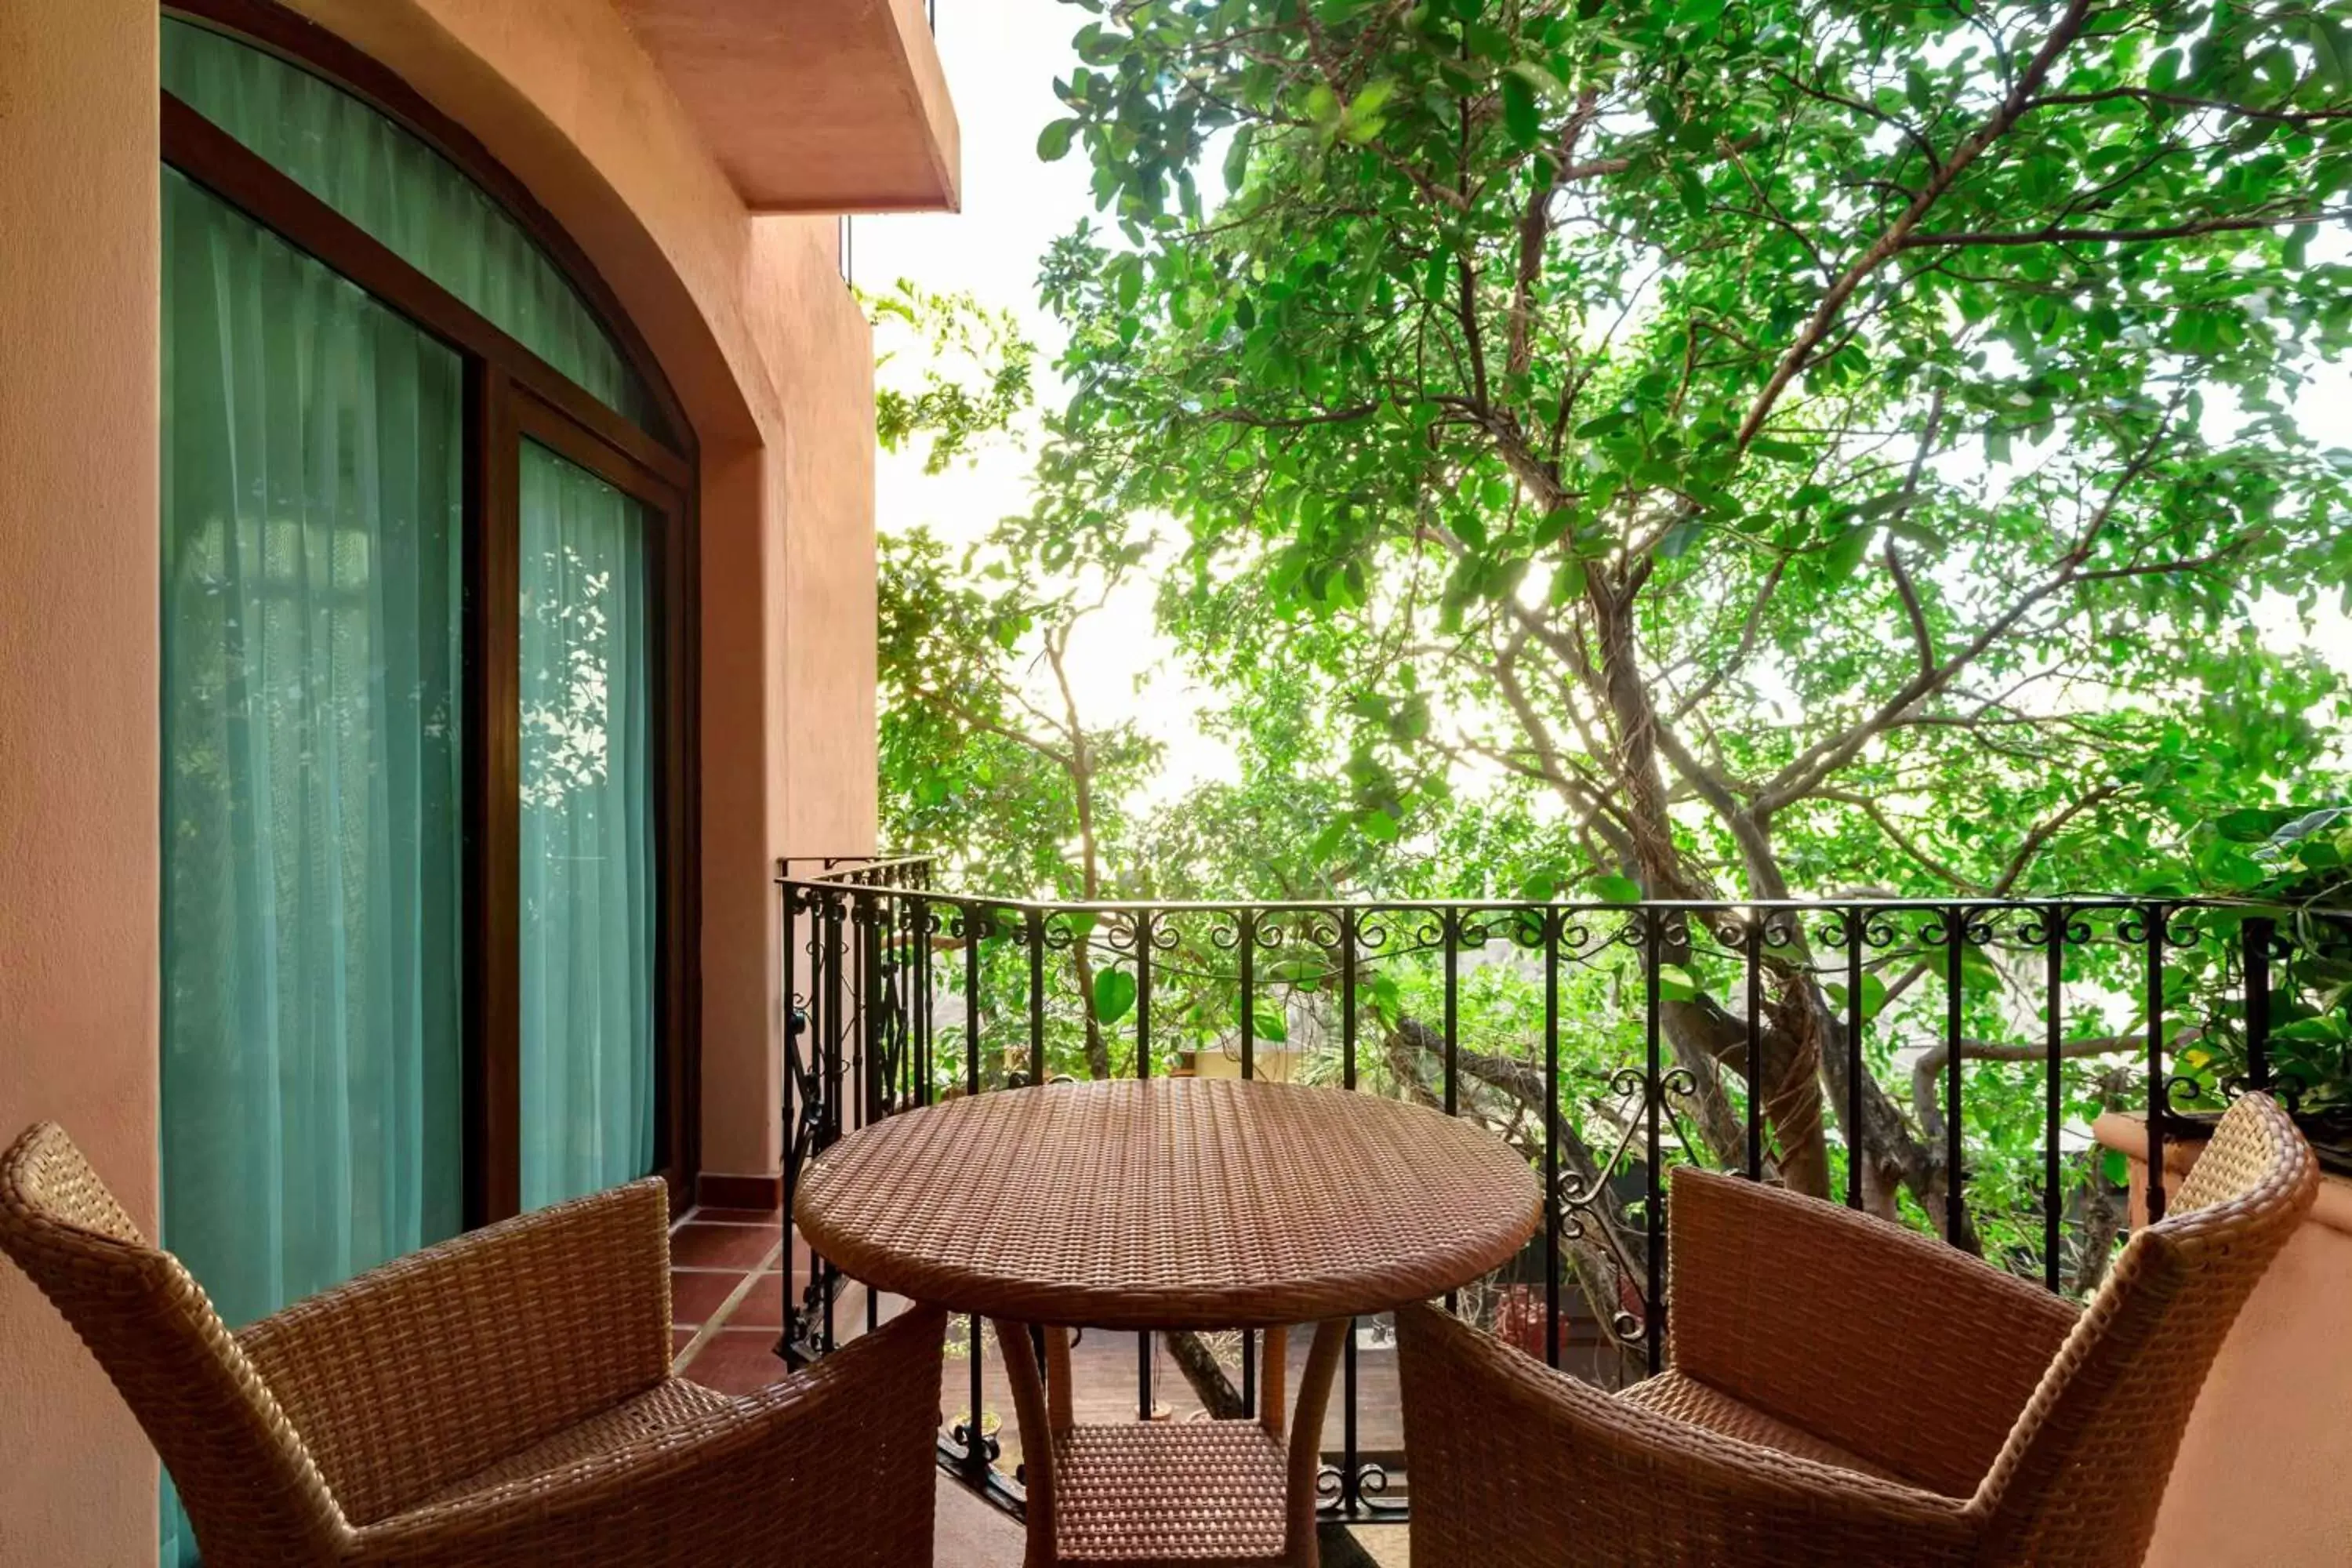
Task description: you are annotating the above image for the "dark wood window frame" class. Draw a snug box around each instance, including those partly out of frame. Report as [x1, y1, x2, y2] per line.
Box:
[162, 0, 702, 1225]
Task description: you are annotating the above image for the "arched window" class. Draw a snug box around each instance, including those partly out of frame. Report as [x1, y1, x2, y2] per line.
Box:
[156, 13, 696, 1552]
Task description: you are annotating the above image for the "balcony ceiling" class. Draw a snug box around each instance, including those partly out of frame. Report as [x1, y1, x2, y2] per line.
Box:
[612, 0, 960, 214]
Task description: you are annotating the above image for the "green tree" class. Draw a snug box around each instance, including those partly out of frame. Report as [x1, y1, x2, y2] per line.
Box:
[1022, 0, 2352, 1235]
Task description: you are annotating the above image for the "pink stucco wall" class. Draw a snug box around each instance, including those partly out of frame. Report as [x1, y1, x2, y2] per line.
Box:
[0, 5, 164, 1561]
[2, 0, 900, 1557]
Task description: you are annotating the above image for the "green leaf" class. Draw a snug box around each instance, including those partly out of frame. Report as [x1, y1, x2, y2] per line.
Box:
[1036, 118, 1079, 162]
[1905, 67, 1932, 115]
[1588, 873, 1643, 903]
[1253, 1007, 1290, 1044]
[2102, 1148, 2130, 1186]
[1501, 72, 1541, 147]
[1675, 0, 1726, 24]
[1093, 967, 1137, 1025]
[1857, 971, 1889, 1022]
[1222, 124, 1256, 193]
[1654, 520, 1701, 560]
[1657, 962, 1700, 1001]
[1465, 19, 1513, 60]
[2215, 808, 2284, 843]
[1551, 557, 1588, 604]
[1349, 79, 1399, 119]
[1506, 61, 1570, 102]
[1821, 523, 1873, 584]
[1304, 82, 1341, 128]
[2310, 22, 2349, 93]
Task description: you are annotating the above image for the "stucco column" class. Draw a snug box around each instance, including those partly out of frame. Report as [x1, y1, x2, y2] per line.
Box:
[2096, 1112, 2352, 1567]
[0, 2, 165, 1561]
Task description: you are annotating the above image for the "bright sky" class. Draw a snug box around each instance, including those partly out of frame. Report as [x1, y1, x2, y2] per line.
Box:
[858, 2, 2352, 802]
[858, 2, 1231, 797]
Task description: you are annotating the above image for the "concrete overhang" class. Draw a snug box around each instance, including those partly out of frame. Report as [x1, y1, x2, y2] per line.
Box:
[613, 0, 960, 213]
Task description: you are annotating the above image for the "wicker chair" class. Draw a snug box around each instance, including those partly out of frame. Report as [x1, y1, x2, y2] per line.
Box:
[0, 1120, 946, 1567]
[1397, 1091, 2318, 1567]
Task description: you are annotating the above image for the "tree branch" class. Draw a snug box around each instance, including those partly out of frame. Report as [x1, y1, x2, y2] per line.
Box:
[1736, 0, 2095, 448]
[1753, 428, 2169, 815]
[1902, 207, 2352, 249]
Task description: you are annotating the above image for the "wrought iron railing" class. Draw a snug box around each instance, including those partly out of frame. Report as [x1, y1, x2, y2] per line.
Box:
[773, 866, 2346, 1523]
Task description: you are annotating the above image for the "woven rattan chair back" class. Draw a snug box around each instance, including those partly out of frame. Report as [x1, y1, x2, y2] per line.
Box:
[1973, 1091, 2318, 1566]
[0, 1121, 350, 1565]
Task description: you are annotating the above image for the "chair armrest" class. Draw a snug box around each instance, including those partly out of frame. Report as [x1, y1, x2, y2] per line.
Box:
[1396, 1302, 1976, 1568]
[1666, 1167, 2079, 1496]
[347, 1304, 949, 1568]
[238, 1178, 674, 1524]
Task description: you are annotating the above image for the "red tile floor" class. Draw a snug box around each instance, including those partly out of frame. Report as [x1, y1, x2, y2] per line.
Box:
[666, 1204, 790, 1396]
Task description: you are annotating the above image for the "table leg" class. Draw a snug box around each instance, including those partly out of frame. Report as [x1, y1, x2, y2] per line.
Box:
[1285, 1319, 1348, 1568]
[1045, 1325, 1075, 1434]
[1261, 1323, 1287, 1439]
[994, 1318, 1058, 1568]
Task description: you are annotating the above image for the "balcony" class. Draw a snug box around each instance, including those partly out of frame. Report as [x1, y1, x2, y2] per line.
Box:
[751, 856, 2352, 1564]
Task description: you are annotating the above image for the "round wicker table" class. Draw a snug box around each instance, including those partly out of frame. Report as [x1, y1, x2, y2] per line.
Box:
[795, 1077, 1541, 1568]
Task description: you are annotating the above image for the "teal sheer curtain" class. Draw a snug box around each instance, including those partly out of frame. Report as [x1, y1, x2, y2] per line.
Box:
[159, 166, 465, 1563]
[161, 17, 655, 430]
[518, 444, 658, 1208]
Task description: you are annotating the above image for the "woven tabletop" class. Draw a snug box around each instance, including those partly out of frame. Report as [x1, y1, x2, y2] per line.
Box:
[793, 1078, 1541, 1329]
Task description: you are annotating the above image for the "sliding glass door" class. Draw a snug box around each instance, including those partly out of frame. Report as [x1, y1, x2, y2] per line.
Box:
[156, 22, 695, 1559]
[160, 164, 466, 1322]
[518, 442, 659, 1208]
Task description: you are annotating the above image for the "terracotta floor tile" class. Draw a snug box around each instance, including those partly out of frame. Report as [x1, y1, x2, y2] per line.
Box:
[720, 1270, 785, 1329]
[670, 1269, 746, 1327]
[670, 1222, 778, 1271]
[671, 1328, 696, 1361]
[682, 1327, 791, 1396]
[691, 1207, 781, 1226]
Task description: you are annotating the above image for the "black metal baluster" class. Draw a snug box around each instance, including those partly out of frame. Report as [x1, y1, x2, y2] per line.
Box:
[779, 878, 800, 1362]
[854, 891, 873, 1132]
[1444, 909, 1461, 1315]
[1945, 905, 1966, 1247]
[1239, 907, 1257, 1419]
[1028, 908, 1046, 1086]
[806, 887, 829, 1354]
[2044, 903, 2065, 1294]
[1846, 909, 1864, 1211]
[915, 892, 933, 1108]
[1744, 912, 1763, 1181]
[1642, 910, 1664, 1377]
[1136, 909, 1152, 1424]
[964, 902, 985, 1479]
[1341, 907, 1360, 1510]
[2144, 902, 2169, 1223]
[2245, 916, 2274, 1093]
[1544, 909, 1561, 1372]
[867, 888, 883, 1335]
[822, 893, 845, 1352]
[898, 888, 914, 1112]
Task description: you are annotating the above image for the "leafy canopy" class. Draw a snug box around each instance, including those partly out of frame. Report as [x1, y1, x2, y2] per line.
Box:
[1027, 0, 2352, 914]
